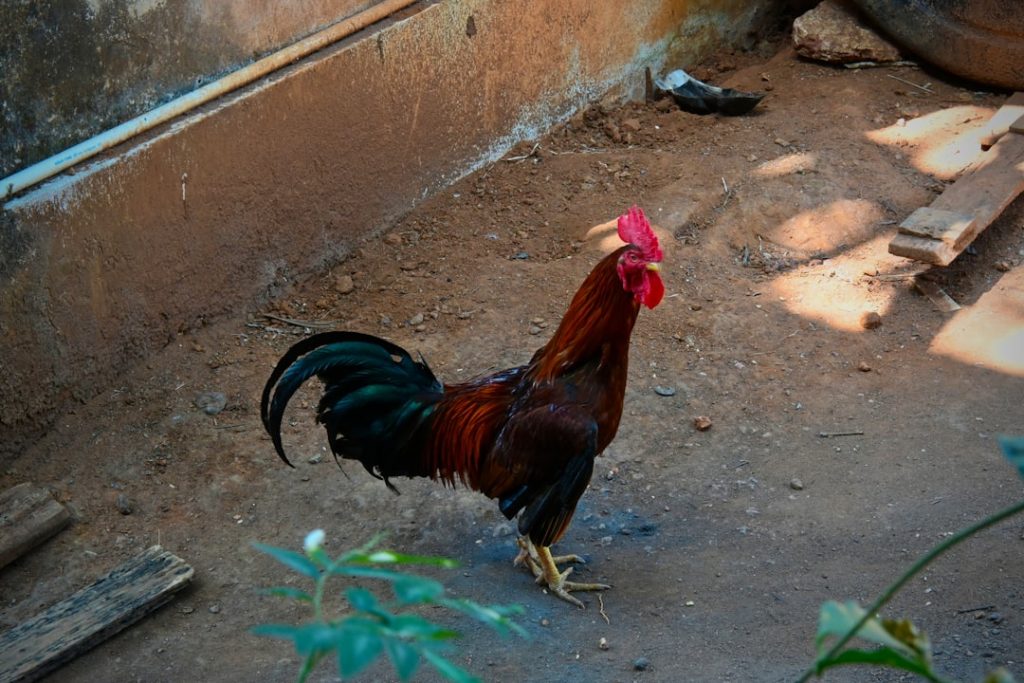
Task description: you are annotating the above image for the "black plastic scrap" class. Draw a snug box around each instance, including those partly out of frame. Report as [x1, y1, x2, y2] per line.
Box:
[654, 69, 764, 116]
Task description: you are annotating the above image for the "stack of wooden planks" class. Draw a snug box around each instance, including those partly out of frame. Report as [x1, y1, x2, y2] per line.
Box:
[0, 484, 193, 682]
[889, 93, 1024, 265]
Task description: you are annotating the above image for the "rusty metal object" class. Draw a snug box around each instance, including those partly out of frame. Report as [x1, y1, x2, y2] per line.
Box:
[851, 0, 1024, 89]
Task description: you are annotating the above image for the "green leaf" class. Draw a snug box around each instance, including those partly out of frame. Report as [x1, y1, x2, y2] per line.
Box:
[393, 575, 445, 604]
[253, 623, 339, 657]
[330, 565, 413, 581]
[337, 623, 384, 678]
[384, 638, 421, 680]
[818, 646, 936, 679]
[346, 587, 381, 613]
[347, 550, 459, 567]
[816, 601, 911, 655]
[437, 598, 527, 637]
[881, 617, 932, 659]
[253, 543, 320, 579]
[262, 586, 313, 603]
[422, 648, 479, 683]
[252, 623, 304, 641]
[295, 623, 345, 657]
[998, 436, 1024, 480]
[307, 546, 331, 569]
[984, 667, 1019, 683]
[390, 614, 459, 641]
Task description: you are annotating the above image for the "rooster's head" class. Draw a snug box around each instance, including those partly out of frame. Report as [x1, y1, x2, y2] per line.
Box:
[616, 205, 664, 309]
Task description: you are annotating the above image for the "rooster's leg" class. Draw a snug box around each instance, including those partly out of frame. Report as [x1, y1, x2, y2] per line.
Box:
[514, 537, 583, 574]
[513, 537, 609, 608]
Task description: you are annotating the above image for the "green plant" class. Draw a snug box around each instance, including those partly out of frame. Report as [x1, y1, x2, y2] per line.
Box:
[253, 531, 526, 682]
[800, 436, 1024, 683]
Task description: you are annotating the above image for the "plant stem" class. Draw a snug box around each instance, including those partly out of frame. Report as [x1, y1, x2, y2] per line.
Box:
[796, 498, 1024, 683]
[313, 573, 327, 622]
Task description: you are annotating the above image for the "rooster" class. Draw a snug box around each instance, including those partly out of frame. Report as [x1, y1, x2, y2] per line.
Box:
[261, 206, 664, 606]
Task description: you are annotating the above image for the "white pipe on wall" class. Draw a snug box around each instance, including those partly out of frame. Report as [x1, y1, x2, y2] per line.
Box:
[1, 0, 420, 202]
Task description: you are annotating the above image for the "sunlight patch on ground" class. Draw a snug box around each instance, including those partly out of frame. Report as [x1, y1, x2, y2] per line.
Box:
[930, 267, 1024, 377]
[866, 105, 994, 180]
[766, 198, 883, 254]
[768, 234, 906, 333]
[753, 152, 818, 178]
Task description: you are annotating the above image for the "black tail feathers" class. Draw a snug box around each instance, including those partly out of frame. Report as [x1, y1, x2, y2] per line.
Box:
[260, 331, 443, 486]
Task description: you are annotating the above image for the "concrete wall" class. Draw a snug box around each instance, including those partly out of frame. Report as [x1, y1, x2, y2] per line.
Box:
[0, 0, 379, 178]
[0, 0, 787, 460]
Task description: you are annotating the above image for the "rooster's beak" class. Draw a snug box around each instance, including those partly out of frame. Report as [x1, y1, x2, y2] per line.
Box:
[646, 263, 661, 272]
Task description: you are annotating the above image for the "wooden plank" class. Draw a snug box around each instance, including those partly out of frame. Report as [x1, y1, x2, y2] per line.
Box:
[1010, 112, 1024, 136]
[0, 483, 71, 569]
[0, 546, 194, 683]
[913, 276, 961, 313]
[889, 131, 1024, 265]
[897, 206, 974, 243]
[931, 265, 1024, 376]
[980, 92, 1024, 149]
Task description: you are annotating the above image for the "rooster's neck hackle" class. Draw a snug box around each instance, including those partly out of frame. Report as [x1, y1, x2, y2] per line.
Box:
[535, 246, 640, 381]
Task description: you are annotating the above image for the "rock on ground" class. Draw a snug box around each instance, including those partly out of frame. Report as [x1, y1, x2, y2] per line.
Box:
[792, 0, 901, 64]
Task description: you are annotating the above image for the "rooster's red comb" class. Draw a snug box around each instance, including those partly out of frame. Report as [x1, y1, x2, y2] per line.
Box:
[617, 205, 662, 262]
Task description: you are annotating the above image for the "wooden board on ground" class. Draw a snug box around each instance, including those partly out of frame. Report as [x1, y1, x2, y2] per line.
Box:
[896, 206, 973, 243]
[0, 546, 194, 683]
[889, 130, 1024, 265]
[930, 265, 1024, 377]
[1011, 112, 1024, 136]
[0, 483, 71, 569]
[913, 276, 961, 313]
[980, 92, 1024, 149]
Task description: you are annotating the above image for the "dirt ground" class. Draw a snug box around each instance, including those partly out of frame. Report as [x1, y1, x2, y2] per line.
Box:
[3, 42, 1023, 683]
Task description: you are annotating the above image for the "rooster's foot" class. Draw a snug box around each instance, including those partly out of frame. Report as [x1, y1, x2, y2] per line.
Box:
[514, 537, 609, 608]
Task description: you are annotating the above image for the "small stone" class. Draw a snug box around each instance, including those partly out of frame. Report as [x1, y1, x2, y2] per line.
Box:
[540, 618, 550, 627]
[528, 325, 543, 335]
[621, 118, 641, 132]
[384, 233, 402, 246]
[988, 612, 1004, 624]
[308, 453, 323, 465]
[209, 605, 221, 614]
[994, 260, 1011, 272]
[685, 600, 695, 606]
[399, 262, 418, 271]
[604, 122, 622, 143]
[512, 251, 529, 260]
[693, 415, 713, 431]
[655, 98, 675, 112]
[653, 386, 677, 397]
[115, 493, 133, 515]
[857, 361, 871, 372]
[531, 317, 546, 325]
[408, 313, 425, 326]
[335, 274, 355, 295]
[790, 478, 805, 491]
[633, 657, 650, 671]
[860, 311, 882, 329]
[689, 303, 702, 311]
[774, 137, 790, 147]
[181, 606, 195, 615]
[598, 637, 609, 651]
[194, 391, 227, 416]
